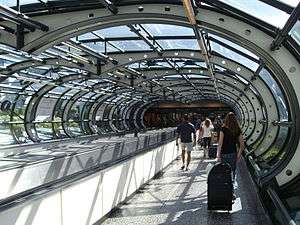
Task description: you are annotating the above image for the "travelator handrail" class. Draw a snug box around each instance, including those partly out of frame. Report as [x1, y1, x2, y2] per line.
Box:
[0, 129, 176, 211]
[0, 127, 162, 153]
[267, 188, 297, 225]
[244, 148, 297, 225]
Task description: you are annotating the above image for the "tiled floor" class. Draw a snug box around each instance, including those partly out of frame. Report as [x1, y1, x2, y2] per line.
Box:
[102, 149, 272, 225]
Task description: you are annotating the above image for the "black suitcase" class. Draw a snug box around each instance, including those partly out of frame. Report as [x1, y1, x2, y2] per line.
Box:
[207, 162, 233, 211]
[208, 144, 218, 158]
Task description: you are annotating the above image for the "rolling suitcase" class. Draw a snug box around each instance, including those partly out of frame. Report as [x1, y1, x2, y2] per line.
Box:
[208, 144, 218, 158]
[207, 162, 233, 211]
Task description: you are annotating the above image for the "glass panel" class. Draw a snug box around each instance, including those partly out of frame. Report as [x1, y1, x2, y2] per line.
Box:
[290, 21, 300, 45]
[259, 126, 289, 165]
[209, 34, 259, 59]
[13, 95, 30, 122]
[53, 99, 68, 122]
[211, 41, 259, 71]
[218, 0, 290, 28]
[68, 101, 84, 121]
[98, 121, 112, 133]
[113, 120, 125, 131]
[142, 24, 194, 36]
[67, 100, 84, 136]
[103, 105, 113, 119]
[109, 40, 151, 51]
[0, 54, 24, 66]
[259, 68, 289, 120]
[93, 26, 137, 38]
[53, 122, 67, 138]
[84, 42, 120, 53]
[35, 123, 53, 140]
[11, 123, 29, 143]
[67, 121, 82, 136]
[0, 93, 16, 122]
[157, 39, 199, 50]
[35, 98, 57, 122]
[278, 0, 299, 7]
[0, 0, 40, 6]
[77, 32, 98, 41]
[0, 124, 15, 145]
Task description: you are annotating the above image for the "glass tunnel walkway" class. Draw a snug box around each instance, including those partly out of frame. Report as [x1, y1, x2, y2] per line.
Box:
[0, 0, 299, 225]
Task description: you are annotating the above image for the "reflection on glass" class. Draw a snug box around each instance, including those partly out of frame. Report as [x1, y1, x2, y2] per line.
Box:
[259, 68, 288, 120]
[278, 0, 299, 7]
[157, 39, 199, 50]
[35, 123, 53, 140]
[67, 121, 82, 136]
[11, 123, 30, 143]
[218, 0, 289, 28]
[35, 98, 57, 122]
[109, 40, 151, 51]
[53, 122, 67, 138]
[0, 0, 40, 6]
[142, 24, 194, 36]
[98, 121, 112, 133]
[211, 41, 259, 71]
[259, 127, 289, 165]
[83, 41, 122, 53]
[77, 32, 98, 41]
[290, 21, 300, 45]
[93, 26, 138, 38]
[0, 124, 15, 145]
[209, 34, 259, 59]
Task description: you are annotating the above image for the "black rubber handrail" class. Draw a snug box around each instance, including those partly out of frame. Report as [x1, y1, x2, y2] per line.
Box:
[267, 187, 297, 225]
[0, 136, 176, 211]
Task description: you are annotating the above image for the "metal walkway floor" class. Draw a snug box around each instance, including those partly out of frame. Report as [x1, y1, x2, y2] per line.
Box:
[102, 150, 272, 225]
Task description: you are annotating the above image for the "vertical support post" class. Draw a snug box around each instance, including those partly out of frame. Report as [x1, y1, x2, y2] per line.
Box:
[16, 0, 24, 50]
[16, 25, 24, 50]
[130, 74, 134, 87]
[96, 59, 101, 76]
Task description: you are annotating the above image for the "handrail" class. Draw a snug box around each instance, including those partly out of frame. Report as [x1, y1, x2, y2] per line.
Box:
[248, 155, 262, 177]
[267, 187, 297, 225]
[245, 147, 297, 225]
[0, 132, 176, 211]
[0, 127, 167, 152]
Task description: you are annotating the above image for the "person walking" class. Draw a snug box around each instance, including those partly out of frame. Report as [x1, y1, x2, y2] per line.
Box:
[214, 114, 223, 141]
[199, 118, 214, 158]
[216, 112, 245, 200]
[176, 114, 196, 171]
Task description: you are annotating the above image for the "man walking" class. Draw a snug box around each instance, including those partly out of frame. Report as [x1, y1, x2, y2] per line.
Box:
[176, 114, 196, 171]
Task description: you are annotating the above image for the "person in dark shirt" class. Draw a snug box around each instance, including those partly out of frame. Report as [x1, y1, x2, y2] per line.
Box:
[213, 115, 223, 141]
[216, 112, 245, 200]
[176, 114, 196, 171]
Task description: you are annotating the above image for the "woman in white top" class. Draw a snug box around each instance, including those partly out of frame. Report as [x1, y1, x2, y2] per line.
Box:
[199, 118, 214, 158]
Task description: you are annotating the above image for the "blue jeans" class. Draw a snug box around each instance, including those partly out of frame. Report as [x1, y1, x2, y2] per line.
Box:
[221, 153, 237, 183]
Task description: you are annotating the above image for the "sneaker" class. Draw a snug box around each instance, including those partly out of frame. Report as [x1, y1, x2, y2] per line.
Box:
[185, 167, 189, 171]
[181, 165, 185, 170]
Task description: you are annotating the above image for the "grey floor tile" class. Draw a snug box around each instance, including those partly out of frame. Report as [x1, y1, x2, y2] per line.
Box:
[102, 150, 272, 225]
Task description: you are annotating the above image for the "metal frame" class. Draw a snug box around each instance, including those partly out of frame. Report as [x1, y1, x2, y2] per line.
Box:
[0, 2, 299, 203]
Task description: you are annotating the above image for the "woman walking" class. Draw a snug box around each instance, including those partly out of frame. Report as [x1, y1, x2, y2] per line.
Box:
[216, 112, 245, 200]
[199, 118, 214, 158]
